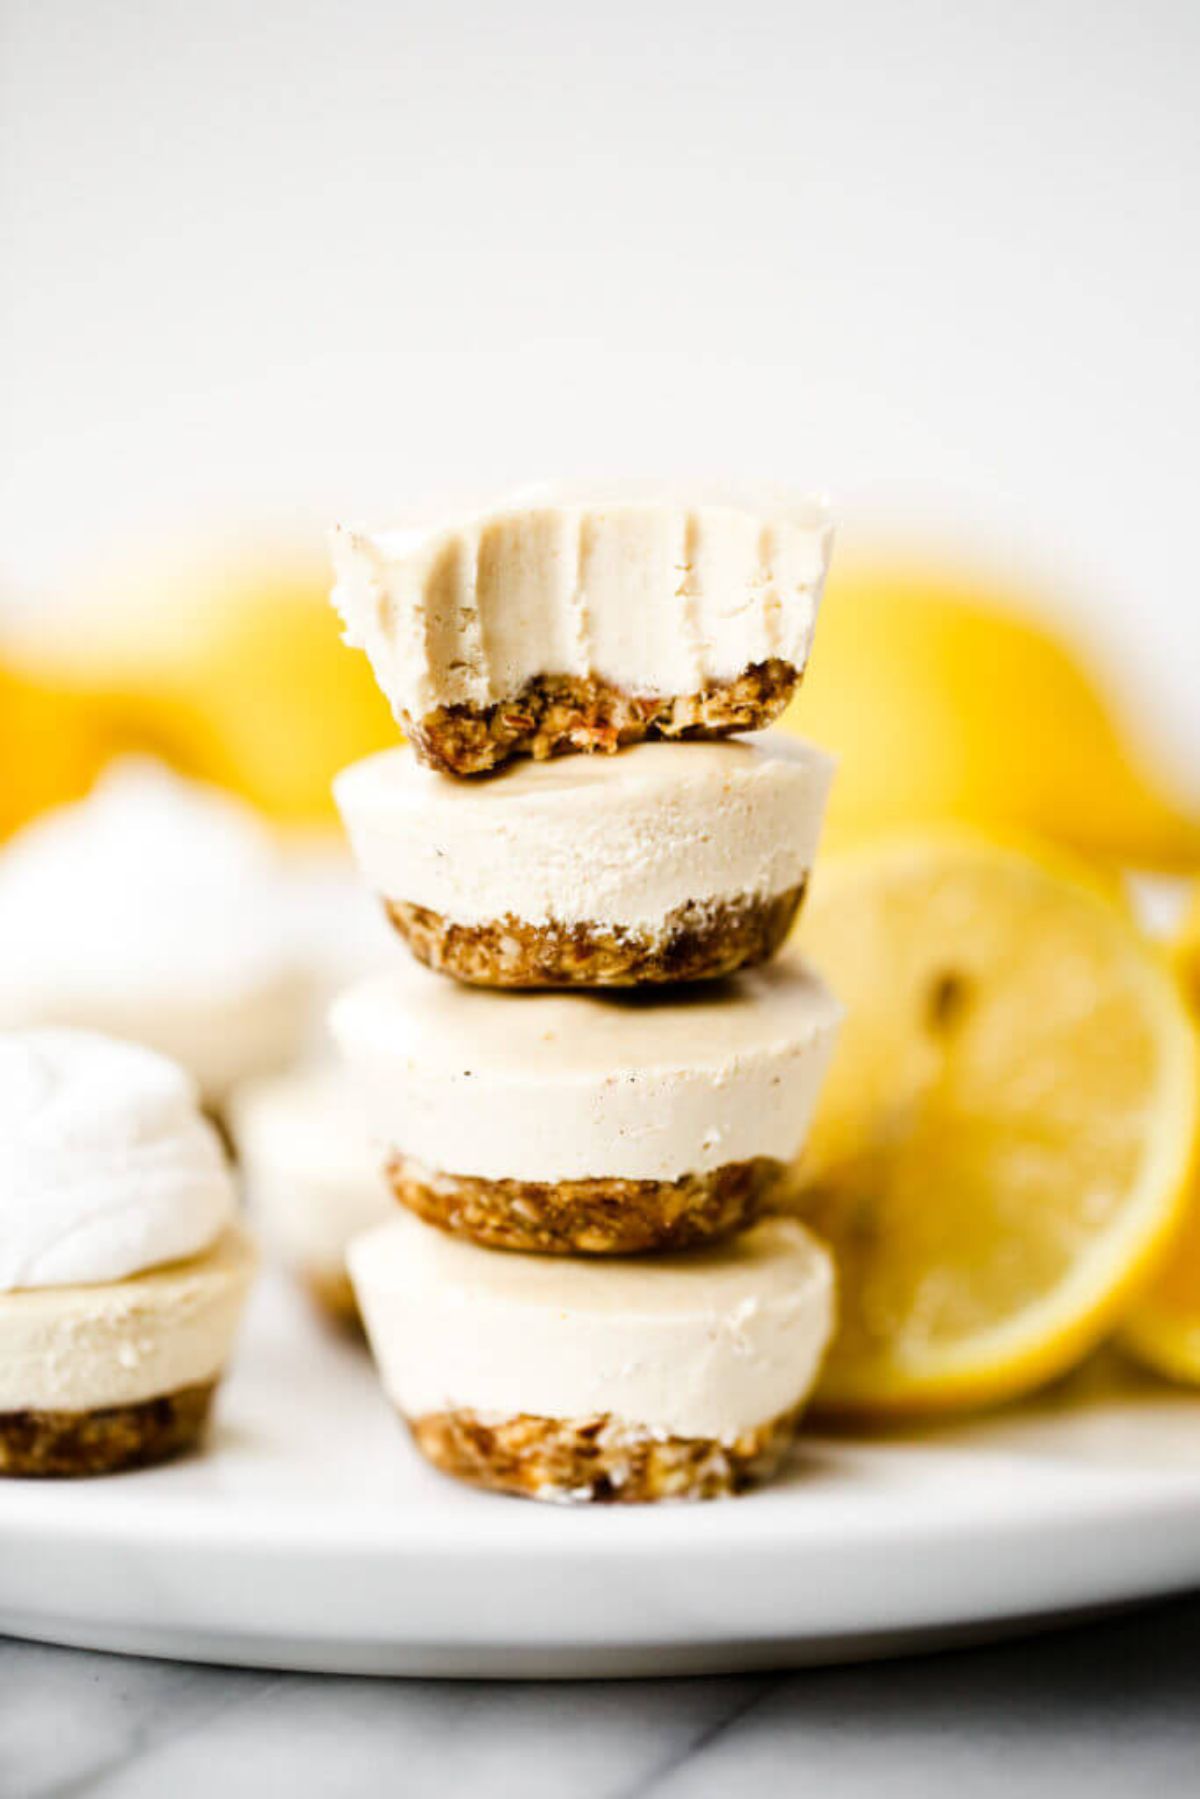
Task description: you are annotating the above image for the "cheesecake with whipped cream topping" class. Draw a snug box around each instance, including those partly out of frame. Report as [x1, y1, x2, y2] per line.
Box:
[331, 484, 833, 776]
[331, 952, 841, 1255]
[0, 760, 311, 1101]
[335, 735, 833, 988]
[348, 1210, 834, 1501]
[0, 1030, 256, 1476]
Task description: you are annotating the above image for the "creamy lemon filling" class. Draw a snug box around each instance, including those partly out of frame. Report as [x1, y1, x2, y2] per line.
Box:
[330, 953, 842, 1184]
[348, 1212, 834, 1443]
[231, 1066, 392, 1278]
[0, 1030, 254, 1415]
[335, 735, 832, 932]
[0, 1226, 257, 1413]
[331, 483, 832, 723]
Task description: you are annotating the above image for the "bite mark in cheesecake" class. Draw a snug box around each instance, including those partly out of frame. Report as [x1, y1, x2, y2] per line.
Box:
[330, 486, 833, 777]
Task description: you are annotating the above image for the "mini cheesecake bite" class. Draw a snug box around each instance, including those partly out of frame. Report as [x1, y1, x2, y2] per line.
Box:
[348, 1210, 835, 1502]
[331, 953, 841, 1255]
[331, 484, 832, 776]
[0, 1030, 256, 1477]
[231, 1065, 392, 1325]
[335, 735, 832, 988]
[0, 759, 311, 1103]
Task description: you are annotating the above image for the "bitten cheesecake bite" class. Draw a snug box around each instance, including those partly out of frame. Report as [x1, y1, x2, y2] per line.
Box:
[331, 953, 841, 1255]
[0, 1030, 256, 1477]
[331, 484, 833, 775]
[335, 736, 833, 987]
[0, 759, 311, 1102]
[231, 1065, 391, 1325]
[348, 1210, 834, 1502]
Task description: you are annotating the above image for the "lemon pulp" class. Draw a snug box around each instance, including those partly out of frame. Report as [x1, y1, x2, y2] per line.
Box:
[792, 833, 1197, 1414]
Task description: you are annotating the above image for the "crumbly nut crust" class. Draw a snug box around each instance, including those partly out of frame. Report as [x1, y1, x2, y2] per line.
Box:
[407, 1404, 802, 1502]
[385, 1153, 781, 1255]
[302, 1266, 362, 1332]
[201, 1104, 236, 1160]
[406, 660, 799, 777]
[0, 1381, 216, 1479]
[384, 883, 805, 988]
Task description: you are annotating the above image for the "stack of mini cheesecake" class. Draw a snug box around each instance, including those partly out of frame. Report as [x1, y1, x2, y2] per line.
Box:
[330, 485, 843, 1503]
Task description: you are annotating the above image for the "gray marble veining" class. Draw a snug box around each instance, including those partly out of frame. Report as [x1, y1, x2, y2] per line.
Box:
[3, 1595, 1199, 1799]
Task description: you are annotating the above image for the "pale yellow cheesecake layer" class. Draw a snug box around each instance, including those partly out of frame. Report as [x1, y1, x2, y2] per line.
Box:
[0, 1225, 257, 1413]
[349, 1211, 834, 1445]
[335, 734, 832, 933]
[331, 952, 842, 1184]
[331, 485, 832, 771]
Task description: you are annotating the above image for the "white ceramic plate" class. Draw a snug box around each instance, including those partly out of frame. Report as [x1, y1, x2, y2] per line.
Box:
[3, 1276, 1200, 1678]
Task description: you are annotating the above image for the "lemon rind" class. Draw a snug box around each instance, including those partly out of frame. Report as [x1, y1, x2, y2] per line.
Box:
[805, 832, 1200, 1418]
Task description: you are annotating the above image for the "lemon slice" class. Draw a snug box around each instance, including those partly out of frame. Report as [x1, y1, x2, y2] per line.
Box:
[792, 833, 1198, 1415]
[1120, 1192, 1200, 1385]
[1118, 889, 1200, 1384]
[1170, 882, 1200, 1013]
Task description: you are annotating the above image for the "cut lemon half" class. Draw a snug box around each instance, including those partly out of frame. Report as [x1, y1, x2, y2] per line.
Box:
[1119, 888, 1200, 1384]
[1119, 1185, 1200, 1386]
[791, 833, 1198, 1415]
[1170, 881, 1200, 1014]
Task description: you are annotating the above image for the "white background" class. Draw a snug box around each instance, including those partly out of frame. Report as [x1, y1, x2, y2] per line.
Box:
[2, 0, 1197, 793]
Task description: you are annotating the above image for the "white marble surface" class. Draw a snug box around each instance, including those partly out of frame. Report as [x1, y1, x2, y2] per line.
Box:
[4, 1595, 1200, 1797]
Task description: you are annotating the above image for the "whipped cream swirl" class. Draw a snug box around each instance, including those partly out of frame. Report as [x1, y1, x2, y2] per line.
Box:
[0, 757, 295, 1002]
[0, 1029, 236, 1291]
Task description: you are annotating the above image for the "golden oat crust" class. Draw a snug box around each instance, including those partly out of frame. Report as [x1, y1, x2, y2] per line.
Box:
[384, 883, 805, 988]
[407, 1404, 802, 1502]
[300, 1266, 362, 1332]
[406, 660, 798, 777]
[0, 1381, 216, 1479]
[385, 1154, 782, 1255]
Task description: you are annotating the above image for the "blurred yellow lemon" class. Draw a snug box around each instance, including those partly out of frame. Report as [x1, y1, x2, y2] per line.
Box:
[1169, 884, 1200, 1014]
[11, 552, 397, 826]
[161, 573, 398, 825]
[788, 564, 1200, 871]
[0, 656, 111, 838]
[1119, 1187, 1200, 1386]
[792, 832, 1198, 1415]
